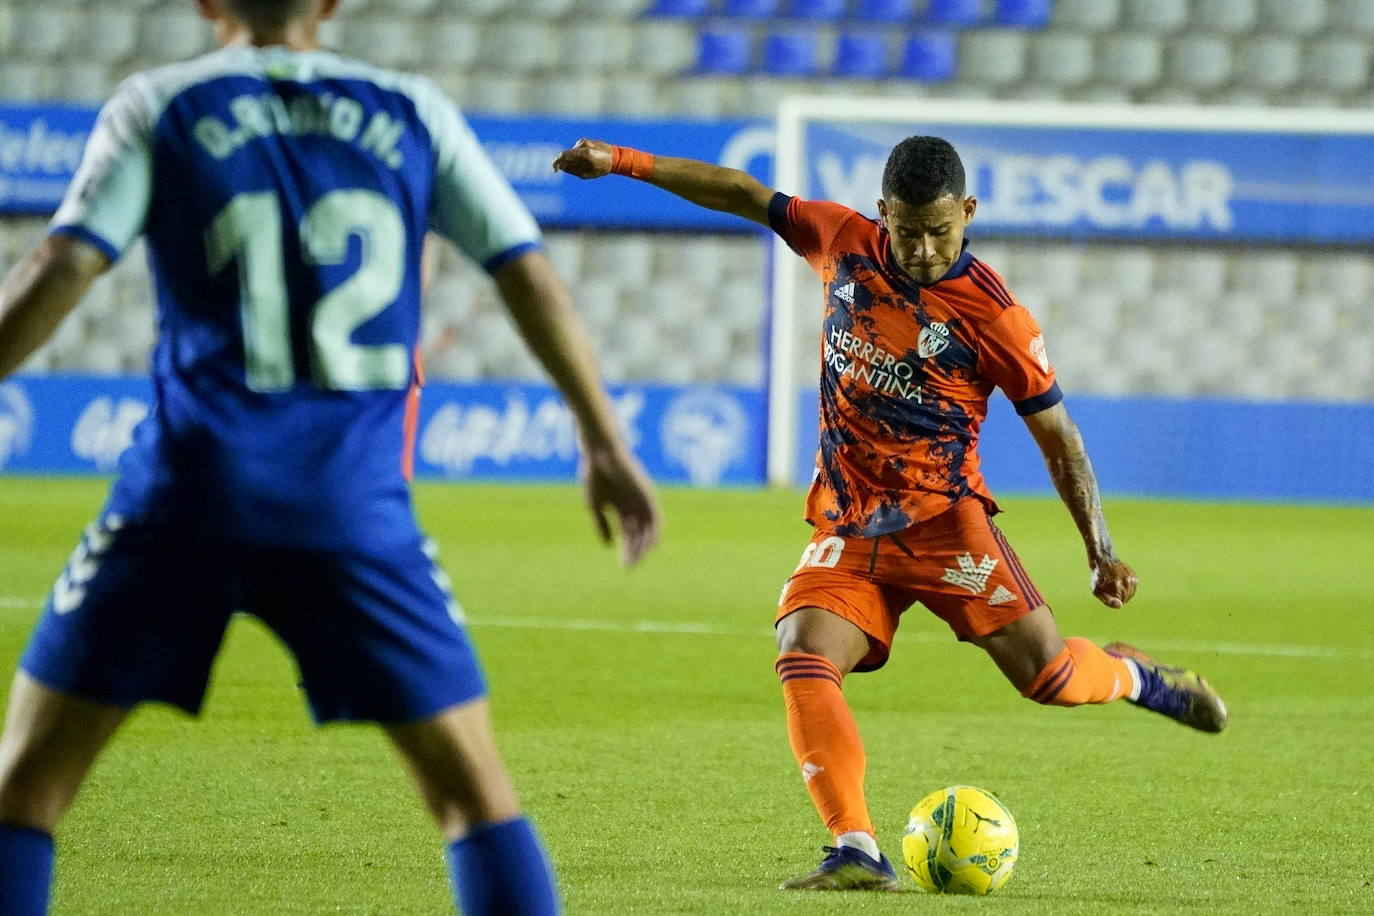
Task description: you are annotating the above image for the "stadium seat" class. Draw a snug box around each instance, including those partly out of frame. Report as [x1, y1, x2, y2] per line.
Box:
[584, 235, 655, 287]
[524, 0, 577, 16]
[926, 0, 985, 26]
[657, 237, 724, 282]
[428, 17, 480, 70]
[478, 22, 555, 74]
[1051, 0, 1121, 32]
[461, 76, 528, 113]
[723, 0, 781, 17]
[1303, 40, 1370, 92]
[576, 0, 654, 14]
[529, 76, 607, 115]
[1330, 0, 1374, 34]
[57, 65, 109, 103]
[1096, 35, 1163, 88]
[76, 11, 139, 63]
[663, 79, 729, 117]
[832, 32, 890, 78]
[993, 0, 1052, 28]
[1233, 250, 1300, 302]
[631, 21, 698, 75]
[1193, 0, 1259, 34]
[1029, 33, 1094, 87]
[155, 9, 212, 60]
[0, 62, 53, 101]
[1237, 38, 1301, 92]
[1167, 36, 1233, 91]
[695, 24, 753, 74]
[1122, 0, 1188, 32]
[1303, 254, 1370, 302]
[647, 0, 713, 16]
[959, 30, 1027, 86]
[762, 31, 821, 76]
[1259, 0, 1327, 35]
[13, 8, 67, 60]
[787, 0, 848, 21]
[560, 22, 633, 71]
[604, 81, 661, 114]
[898, 33, 958, 82]
[855, 0, 917, 24]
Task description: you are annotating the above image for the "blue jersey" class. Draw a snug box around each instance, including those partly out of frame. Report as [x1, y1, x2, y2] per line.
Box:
[50, 46, 541, 549]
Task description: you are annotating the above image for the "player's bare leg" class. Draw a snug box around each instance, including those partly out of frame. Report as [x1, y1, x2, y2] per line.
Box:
[384, 697, 558, 914]
[773, 607, 899, 892]
[0, 673, 128, 914]
[968, 606, 1227, 732]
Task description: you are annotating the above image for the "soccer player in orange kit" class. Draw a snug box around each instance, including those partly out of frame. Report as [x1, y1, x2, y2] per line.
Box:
[554, 135, 1227, 892]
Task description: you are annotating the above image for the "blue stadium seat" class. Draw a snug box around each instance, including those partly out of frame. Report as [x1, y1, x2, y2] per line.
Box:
[995, 0, 1052, 27]
[787, 0, 847, 20]
[722, 0, 780, 16]
[646, 0, 712, 16]
[925, 0, 985, 26]
[762, 31, 821, 76]
[899, 32, 958, 81]
[855, 0, 915, 23]
[832, 32, 889, 78]
[695, 24, 753, 73]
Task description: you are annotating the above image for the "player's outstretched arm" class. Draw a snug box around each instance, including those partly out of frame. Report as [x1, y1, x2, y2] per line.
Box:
[492, 249, 660, 567]
[553, 138, 775, 227]
[0, 235, 109, 380]
[1021, 402, 1138, 609]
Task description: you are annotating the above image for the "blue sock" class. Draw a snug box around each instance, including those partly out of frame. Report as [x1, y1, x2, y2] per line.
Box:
[0, 824, 54, 916]
[446, 816, 559, 915]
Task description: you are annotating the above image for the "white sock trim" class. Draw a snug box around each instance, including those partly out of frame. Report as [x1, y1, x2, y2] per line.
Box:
[1124, 658, 1142, 702]
[836, 831, 880, 860]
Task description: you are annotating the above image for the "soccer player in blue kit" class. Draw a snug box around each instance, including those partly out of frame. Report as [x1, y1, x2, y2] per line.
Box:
[0, 1, 660, 913]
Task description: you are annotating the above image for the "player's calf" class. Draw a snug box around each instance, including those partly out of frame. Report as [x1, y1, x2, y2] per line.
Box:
[1019, 637, 1133, 707]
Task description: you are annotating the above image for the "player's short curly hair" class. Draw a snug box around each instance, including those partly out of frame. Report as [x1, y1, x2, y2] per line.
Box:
[882, 136, 966, 204]
[222, 0, 315, 27]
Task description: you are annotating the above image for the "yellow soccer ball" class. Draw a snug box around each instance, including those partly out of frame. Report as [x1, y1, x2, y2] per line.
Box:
[901, 785, 1019, 895]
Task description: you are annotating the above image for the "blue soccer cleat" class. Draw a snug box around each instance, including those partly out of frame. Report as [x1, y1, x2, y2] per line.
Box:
[779, 845, 901, 891]
[1106, 642, 1228, 733]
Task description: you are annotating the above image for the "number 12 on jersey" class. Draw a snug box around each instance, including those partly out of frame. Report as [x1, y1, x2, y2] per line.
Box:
[206, 188, 410, 392]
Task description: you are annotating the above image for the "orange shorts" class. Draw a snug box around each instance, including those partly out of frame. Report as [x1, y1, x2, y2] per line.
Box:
[776, 497, 1047, 672]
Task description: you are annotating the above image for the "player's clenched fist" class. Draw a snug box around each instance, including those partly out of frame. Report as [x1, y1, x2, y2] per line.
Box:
[1090, 558, 1138, 609]
[553, 138, 614, 179]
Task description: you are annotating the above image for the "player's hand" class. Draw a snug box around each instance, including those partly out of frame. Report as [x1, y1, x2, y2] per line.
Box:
[553, 139, 614, 180]
[580, 442, 660, 567]
[1090, 558, 1138, 609]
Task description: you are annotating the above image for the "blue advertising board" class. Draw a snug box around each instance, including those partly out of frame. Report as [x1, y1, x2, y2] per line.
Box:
[0, 375, 766, 487]
[794, 388, 1374, 503]
[10, 101, 1374, 242]
[800, 118, 1374, 243]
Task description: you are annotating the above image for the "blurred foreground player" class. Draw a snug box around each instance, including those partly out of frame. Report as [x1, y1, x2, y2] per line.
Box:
[0, 2, 660, 913]
[555, 136, 1226, 892]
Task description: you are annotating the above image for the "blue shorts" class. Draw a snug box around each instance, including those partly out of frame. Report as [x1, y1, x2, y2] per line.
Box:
[20, 515, 487, 724]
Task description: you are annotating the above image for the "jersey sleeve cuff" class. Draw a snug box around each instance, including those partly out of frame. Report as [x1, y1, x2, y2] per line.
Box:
[481, 240, 542, 275]
[768, 192, 801, 254]
[49, 224, 121, 262]
[1012, 381, 1063, 416]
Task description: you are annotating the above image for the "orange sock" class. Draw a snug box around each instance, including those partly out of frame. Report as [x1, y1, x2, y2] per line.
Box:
[1021, 637, 1133, 706]
[775, 652, 874, 837]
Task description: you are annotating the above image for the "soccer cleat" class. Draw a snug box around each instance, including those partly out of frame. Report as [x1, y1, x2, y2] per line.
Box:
[779, 845, 901, 892]
[1105, 642, 1228, 733]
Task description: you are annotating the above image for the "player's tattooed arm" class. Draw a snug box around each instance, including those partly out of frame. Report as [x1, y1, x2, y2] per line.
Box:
[0, 234, 109, 379]
[493, 249, 661, 567]
[1022, 402, 1138, 609]
[553, 138, 775, 227]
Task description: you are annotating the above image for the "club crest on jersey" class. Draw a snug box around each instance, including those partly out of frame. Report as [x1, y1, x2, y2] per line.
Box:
[917, 321, 951, 359]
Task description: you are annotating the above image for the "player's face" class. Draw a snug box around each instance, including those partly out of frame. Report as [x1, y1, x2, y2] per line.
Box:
[878, 194, 976, 286]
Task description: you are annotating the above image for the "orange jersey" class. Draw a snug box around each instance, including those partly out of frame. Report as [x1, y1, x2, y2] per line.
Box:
[769, 194, 1061, 537]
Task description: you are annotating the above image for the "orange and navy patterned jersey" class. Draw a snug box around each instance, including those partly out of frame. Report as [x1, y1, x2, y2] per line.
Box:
[769, 193, 1062, 538]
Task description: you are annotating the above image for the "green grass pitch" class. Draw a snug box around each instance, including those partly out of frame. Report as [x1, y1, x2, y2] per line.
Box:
[1, 477, 1372, 915]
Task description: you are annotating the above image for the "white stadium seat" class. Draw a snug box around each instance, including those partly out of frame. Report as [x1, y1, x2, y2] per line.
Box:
[529, 76, 607, 115]
[0, 62, 54, 101]
[1330, 0, 1374, 35]
[1193, 0, 1260, 34]
[603, 81, 661, 116]
[427, 18, 480, 70]
[1168, 36, 1234, 91]
[958, 31, 1028, 87]
[1123, 0, 1189, 33]
[631, 22, 700, 77]
[477, 22, 555, 74]
[1096, 36, 1164, 89]
[1237, 38, 1302, 92]
[13, 8, 68, 60]
[560, 22, 633, 72]
[1302, 254, 1371, 302]
[1052, 0, 1122, 33]
[1259, 0, 1328, 35]
[1303, 40, 1370, 92]
[77, 11, 139, 63]
[1029, 34, 1096, 88]
[461, 76, 529, 114]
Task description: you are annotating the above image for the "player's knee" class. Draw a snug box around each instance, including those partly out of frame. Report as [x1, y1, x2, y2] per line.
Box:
[0, 753, 70, 831]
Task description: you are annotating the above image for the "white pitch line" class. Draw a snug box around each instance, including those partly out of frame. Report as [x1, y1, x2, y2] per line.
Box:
[2, 596, 1369, 661]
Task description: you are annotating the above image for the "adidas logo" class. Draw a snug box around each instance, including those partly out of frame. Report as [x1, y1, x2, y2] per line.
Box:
[834, 282, 856, 303]
[987, 585, 1018, 606]
[801, 762, 825, 784]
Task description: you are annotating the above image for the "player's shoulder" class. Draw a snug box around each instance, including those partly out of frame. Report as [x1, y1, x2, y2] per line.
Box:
[931, 248, 1027, 323]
